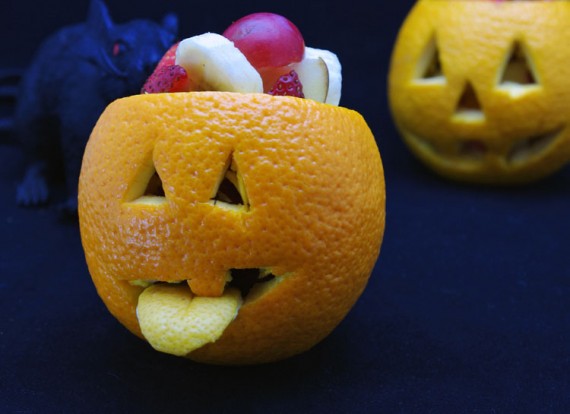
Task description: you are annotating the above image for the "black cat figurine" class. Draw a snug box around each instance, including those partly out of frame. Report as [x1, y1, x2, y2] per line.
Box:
[14, 0, 177, 214]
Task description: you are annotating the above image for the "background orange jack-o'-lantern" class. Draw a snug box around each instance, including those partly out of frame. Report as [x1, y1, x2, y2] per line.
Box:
[78, 92, 385, 365]
[389, 0, 570, 184]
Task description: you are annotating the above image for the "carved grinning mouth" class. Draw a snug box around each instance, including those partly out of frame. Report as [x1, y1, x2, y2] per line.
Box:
[130, 268, 278, 299]
[507, 128, 562, 165]
[132, 268, 284, 357]
[227, 268, 276, 297]
[405, 127, 564, 165]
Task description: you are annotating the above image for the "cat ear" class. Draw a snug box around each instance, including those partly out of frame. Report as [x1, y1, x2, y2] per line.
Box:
[161, 13, 178, 36]
[87, 0, 113, 38]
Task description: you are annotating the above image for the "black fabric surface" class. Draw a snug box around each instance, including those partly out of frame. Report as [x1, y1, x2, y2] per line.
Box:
[1, 1, 569, 412]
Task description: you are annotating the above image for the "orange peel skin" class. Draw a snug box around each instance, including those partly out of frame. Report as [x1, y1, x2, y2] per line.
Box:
[79, 92, 385, 365]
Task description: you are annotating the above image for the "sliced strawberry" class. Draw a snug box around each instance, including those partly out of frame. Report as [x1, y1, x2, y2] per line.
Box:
[141, 64, 190, 94]
[156, 42, 180, 70]
[267, 70, 304, 98]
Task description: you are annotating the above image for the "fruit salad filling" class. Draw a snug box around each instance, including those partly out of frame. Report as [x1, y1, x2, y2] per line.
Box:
[141, 12, 342, 105]
[267, 71, 304, 98]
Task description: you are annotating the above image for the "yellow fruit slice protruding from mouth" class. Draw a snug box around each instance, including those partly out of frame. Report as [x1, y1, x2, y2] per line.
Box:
[136, 284, 242, 356]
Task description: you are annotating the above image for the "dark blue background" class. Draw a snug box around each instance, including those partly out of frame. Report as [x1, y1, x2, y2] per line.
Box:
[1, 0, 569, 412]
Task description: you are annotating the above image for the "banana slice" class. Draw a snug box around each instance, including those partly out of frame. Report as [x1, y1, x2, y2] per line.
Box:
[175, 33, 263, 93]
[137, 284, 241, 356]
[304, 47, 342, 106]
[292, 55, 329, 103]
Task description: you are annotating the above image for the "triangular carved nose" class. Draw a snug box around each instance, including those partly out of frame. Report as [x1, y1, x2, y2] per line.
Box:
[453, 81, 485, 123]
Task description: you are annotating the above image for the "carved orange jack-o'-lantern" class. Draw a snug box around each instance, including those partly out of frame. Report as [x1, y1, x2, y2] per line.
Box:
[389, 0, 570, 184]
[78, 92, 385, 365]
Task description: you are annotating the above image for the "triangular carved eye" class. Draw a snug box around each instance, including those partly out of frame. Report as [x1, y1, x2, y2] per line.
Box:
[211, 153, 249, 210]
[453, 82, 485, 123]
[498, 41, 539, 98]
[143, 170, 165, 197]
[415, 35, 445, 83]
[124, 158, 167, 205]
[500, 41, 537, 86]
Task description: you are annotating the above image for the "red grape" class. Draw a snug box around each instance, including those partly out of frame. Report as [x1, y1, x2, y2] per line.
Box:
[223, 13, 305, 70]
